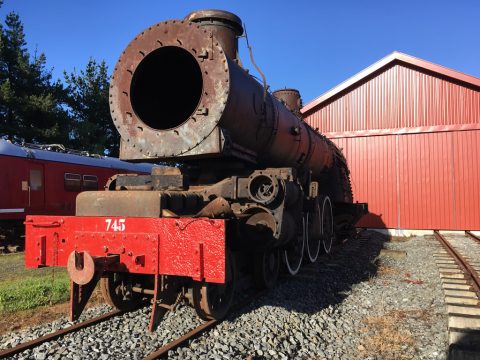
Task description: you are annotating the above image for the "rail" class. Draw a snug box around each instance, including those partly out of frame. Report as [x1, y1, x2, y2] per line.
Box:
[465, 230, 480, 245]
[433, 230, 480, 299]
[0, 310, 122, 359]
[143, 286, 268, 359]
[143, 319, 217, 360]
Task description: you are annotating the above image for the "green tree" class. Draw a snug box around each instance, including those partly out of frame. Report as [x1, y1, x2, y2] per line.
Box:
[64, 59, 119, 156]
[0, 8, 69, 144]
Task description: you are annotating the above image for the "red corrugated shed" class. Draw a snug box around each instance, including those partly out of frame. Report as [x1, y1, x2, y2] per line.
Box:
[302, 52, 480, 230]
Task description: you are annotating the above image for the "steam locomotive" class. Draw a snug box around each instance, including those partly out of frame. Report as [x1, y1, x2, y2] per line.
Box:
[25, 10, 367, 331]
[0, 140, 152, 251]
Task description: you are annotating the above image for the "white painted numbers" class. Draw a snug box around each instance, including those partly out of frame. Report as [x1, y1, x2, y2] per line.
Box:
[105, 218, 126, 232]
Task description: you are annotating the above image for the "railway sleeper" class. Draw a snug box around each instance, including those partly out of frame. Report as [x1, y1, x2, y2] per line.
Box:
[433, 231, 480, 358]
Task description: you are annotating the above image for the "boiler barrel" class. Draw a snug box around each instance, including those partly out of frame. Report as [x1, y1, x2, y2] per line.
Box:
[110, 11, 334, 177]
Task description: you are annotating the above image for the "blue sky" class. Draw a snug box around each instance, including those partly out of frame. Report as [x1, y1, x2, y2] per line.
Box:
[1, 0, 479, 104]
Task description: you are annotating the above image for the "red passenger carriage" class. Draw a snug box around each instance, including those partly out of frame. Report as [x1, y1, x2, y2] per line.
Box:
[0, 140, 152, 249]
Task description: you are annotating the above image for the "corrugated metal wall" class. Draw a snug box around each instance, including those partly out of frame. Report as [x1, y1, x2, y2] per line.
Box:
[305, 61, 480, 230]
[304, 63, 480, 132]
[332, 130, 480, 230]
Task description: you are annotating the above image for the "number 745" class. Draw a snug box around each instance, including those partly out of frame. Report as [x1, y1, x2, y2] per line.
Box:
[105, 218, 126, 232]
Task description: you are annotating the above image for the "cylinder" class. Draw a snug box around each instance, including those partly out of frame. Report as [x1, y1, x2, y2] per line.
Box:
[109, 11, 335, 178]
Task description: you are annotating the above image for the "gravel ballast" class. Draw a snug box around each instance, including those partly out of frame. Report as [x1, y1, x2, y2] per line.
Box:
[0, 232, 448, 359]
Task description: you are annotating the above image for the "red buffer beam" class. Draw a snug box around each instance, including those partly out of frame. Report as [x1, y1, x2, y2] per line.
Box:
[25, 216, 226, 284]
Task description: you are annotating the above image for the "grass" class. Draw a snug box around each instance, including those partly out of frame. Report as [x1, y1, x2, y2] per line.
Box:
[358, 308, 432, 360]
[0, 254, 70, 313]
[377, 263, 401, 276]
[359, 310, 416, 359]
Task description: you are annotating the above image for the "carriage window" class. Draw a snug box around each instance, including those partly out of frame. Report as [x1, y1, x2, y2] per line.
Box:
[82, 175, 98, 191]
[64, 173, 81, 192]
[30, 170, 43, 191]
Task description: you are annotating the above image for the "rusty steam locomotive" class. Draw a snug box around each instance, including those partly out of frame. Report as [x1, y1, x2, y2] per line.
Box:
[25, 10, 367, 330]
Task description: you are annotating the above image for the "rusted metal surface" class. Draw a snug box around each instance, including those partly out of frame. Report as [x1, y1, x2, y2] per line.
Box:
[109, 11, 337, 178]
[433, 231, 480, 299]
[67, 251, 96, 285]
[25, 215, 226, 283]
[193, 250, 235, 321]
[23, 9, 367, 331]
[70, 275, 102, 321]
[143, 287, 268, 359]
[185, 10, 243, 60]
[143, 319, 217, 359]
[0, 310, 122, 359]
[466, 231, 480, 244]
[272, 89, 303, 117]
[76, 191, 163, 217]
[67, 252, 119, 285]
[149, 274, 180, 331]
[195, 197, 232, 218]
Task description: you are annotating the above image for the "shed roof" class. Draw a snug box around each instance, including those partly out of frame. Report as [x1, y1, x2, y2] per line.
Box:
[301, 51, 480, 115]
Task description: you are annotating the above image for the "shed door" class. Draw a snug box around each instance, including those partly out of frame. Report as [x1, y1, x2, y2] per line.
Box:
[28, 163, 45, 211]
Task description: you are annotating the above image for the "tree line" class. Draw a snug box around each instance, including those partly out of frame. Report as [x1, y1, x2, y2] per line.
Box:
[0, 1, 119, 156]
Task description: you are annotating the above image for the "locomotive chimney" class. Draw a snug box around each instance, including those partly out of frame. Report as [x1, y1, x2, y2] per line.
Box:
[185, 9, 243, 60]
[272, 89, 303, 118]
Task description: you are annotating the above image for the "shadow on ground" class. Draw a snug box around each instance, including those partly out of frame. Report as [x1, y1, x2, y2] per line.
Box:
[229, 224, 390, 322]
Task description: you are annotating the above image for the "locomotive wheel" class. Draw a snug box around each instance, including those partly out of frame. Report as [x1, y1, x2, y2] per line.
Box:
[254, 248, 280, 289]
[100, 272, 143, 311]
[321, 196, 334, 254]
[193, 250, 236, 321]
[305, 201, 322, 263]
[283, 216, 305, 275]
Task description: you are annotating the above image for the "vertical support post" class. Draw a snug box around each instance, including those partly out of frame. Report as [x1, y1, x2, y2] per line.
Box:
[148, 274, 179, 332]
[69, 273, 101, 321]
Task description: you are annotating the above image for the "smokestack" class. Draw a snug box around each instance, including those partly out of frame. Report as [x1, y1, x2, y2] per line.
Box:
[185, 10, 244, 60]
[272, 89, 303, 117]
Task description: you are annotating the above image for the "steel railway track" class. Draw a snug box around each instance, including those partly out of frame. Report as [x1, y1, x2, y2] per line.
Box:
[0, 233, 365, 359]
[0, 310, 122, 359]
[432, 231, 480, 359]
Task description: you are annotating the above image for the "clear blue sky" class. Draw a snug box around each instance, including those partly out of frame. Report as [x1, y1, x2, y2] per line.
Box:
[1, 0, 479, 105]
